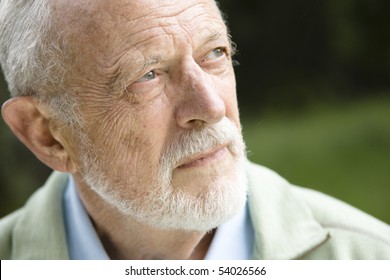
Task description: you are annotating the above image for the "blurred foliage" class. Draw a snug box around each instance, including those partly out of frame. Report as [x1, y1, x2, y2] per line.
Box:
[1, 0, 390, 222]
[218, 0, 390, 116]
[0, 72, 52, 216]
[243, 96, 390, 223]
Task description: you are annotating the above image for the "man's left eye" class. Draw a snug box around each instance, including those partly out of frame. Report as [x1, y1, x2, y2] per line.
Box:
[204, 48, 226, 61]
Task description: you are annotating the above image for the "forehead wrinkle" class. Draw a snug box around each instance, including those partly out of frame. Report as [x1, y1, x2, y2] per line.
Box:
[133, 2, 207, 22]
[101, 22, 175, 65]
[117, 2, 220, 46]
[128, 31, 172, 50]
[105, 2, 209, 40]
[60, 0, 225, 94]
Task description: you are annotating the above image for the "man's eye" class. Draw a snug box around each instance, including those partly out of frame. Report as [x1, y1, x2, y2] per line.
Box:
[204, 48, 226, 61]
[135, 70, 156, 83]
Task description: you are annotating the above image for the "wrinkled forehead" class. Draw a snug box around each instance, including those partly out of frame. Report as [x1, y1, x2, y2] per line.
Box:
[52, 0, 225, 47]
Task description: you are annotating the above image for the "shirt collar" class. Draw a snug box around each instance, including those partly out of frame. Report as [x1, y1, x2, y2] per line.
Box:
[204, 203, 254, 259]
[63, 176, 109, 260]
[63, 175, 254, 260]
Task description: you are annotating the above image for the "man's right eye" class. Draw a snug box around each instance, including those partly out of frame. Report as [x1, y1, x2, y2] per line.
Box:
[135, 70, 156, 83]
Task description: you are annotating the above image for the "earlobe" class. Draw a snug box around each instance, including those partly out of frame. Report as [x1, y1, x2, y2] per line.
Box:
[1, 96, 77, 173]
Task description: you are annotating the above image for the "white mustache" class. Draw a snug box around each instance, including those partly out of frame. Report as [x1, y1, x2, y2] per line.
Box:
[160, 118, 245, 169]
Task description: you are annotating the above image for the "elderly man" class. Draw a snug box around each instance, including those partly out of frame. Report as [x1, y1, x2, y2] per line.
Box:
[0, 0, 389, 260]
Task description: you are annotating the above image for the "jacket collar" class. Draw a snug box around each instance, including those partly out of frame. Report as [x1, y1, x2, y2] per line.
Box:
[246, 161, 330, 259]
[12, 162, 329, 259]
[12, 172, 69, 259]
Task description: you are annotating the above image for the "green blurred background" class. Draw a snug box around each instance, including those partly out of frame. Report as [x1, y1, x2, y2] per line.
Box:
[1, 0, 389, 222]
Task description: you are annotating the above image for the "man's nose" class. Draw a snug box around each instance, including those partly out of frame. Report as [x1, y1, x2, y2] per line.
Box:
[173, 58, 226, 129]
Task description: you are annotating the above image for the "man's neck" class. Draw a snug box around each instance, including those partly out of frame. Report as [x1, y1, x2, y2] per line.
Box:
[95, 221, 215, 260]
[74, 175, 215, 260]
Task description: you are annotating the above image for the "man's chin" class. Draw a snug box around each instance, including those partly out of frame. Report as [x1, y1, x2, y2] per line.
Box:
[139, 189, 247, 232]
[84, 152, 248, 232]
[141, 159, 248, 232]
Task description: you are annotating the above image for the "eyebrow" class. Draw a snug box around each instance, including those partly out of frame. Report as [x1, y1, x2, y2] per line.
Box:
[127, 32, 225, 70]
[203, 30, 236, 55]
[139, 30, 228, 66]
[110, 30, 231, 93]
[202, 29, 231, 48]
[206, 31, 224, 42]
[142, 55, 162, 70]
[108, 55, 161, 93]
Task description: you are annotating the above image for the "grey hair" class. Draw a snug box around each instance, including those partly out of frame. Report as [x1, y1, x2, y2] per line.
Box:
[0, 0, 83, 128]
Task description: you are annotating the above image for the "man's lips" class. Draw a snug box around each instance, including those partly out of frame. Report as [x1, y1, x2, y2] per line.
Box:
[177, 145, 228, 169]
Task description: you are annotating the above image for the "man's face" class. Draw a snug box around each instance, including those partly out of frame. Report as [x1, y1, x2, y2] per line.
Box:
[60, 0, 247, 231]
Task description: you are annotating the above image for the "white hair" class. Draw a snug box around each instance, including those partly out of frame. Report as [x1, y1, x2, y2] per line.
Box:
[0, 0, 82, 127]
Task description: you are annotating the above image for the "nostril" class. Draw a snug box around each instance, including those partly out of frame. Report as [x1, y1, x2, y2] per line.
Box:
[188, 119, 205, 129]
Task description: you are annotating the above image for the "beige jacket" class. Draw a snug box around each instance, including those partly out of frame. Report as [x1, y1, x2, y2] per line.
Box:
[1, 161, 390, 259]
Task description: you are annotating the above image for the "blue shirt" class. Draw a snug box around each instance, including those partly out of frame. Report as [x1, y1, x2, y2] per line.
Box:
[63, 176, 254, 259]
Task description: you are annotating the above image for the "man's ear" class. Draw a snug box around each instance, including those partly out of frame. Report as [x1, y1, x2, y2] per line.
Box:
[1, 96, 77, 173]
